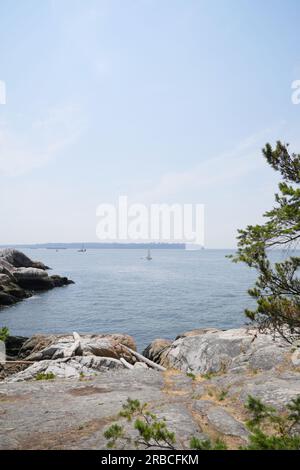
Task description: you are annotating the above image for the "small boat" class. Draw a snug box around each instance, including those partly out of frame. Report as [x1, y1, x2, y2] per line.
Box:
[146, 249, 152, 261]
[78, 244, 87, 253]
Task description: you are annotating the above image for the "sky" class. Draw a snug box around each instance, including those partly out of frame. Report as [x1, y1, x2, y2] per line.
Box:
[0, 0, 300, 248]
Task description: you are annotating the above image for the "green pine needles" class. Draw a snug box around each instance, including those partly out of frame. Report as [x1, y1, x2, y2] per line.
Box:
[0, 326, 9, 342]
[104, 395, 300, 450]
[104, 398, 176, 449]
[243, 395, 300, 450]
[231, 141, 300, 342]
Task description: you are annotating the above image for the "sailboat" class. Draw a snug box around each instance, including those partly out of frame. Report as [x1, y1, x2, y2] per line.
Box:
[146, 249, 152, 260]
[78, 243, 86, 253]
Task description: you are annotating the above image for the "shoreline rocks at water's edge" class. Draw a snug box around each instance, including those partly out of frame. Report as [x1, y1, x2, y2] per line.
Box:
[142, 327, 300, 410]
[1, 327, 300, 450]
[2, 326, 300, 406]
[0, 332, 147, 381]
[0, 249, 74, 307]
[1, 248, 300, 448]
[143, 327, 298, 376]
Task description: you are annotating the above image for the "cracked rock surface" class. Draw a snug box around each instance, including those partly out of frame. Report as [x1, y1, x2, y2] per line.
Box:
[1, 326, 300, 449]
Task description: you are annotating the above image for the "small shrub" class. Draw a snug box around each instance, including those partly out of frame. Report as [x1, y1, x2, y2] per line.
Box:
[35, 372, 56, 381]
[103, 395, 300, 450]
[217, 389, 228, 401]
[104, 424, 125, 449]
[201, 368, 225, 380]
[201, 372, 214, 380]
[104, 398, 176, 449]
[190, 436, 227, 450]
[187, 372, 196, 380]
[242, 395, 300, 450]
[0, 327, 9, 342]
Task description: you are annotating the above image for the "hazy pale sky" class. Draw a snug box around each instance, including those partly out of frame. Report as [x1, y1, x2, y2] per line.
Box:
[1, 0, 300, 247]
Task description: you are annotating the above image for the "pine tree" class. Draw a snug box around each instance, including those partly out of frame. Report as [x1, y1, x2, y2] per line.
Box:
[231, 141, 300, 342]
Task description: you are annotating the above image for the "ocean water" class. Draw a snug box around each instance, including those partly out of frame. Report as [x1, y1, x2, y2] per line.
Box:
[0, 248, 258, 351]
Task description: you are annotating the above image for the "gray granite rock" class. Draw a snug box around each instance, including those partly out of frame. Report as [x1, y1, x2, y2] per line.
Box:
[5, 356, 126, 382]
[152, 327, 292, 374]
[152, 402, 207, 448]
[0, 249, 73, 307]
[20, 333, 137, 364]
[0, 369, 204, 450]
[206, 406, 248, 439]
[231, 373, 300, 409]
[0, 249, 49, 270]
[192, 399, 213, 414]
[143, 338, 172, 363]
[1, 325, 300, 450]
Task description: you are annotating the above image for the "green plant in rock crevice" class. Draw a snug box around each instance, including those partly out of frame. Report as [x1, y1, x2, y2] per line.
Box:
[104, 398, 176, 449]
[35, 372, 56, 381]
[0, 327, 9, 342]
[242, 395, 300, 450]
[104, 395, 300, 450]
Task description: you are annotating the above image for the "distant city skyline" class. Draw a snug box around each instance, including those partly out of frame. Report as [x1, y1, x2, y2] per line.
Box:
[1, 0, 300, 247]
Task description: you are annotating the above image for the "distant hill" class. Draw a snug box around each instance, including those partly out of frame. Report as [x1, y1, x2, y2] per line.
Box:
[0, 242, 186, 250]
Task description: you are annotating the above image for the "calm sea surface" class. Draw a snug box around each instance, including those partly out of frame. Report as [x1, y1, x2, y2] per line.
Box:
[0, 248, 260, 350]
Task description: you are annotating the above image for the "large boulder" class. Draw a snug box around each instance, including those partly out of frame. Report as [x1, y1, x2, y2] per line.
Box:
[143, 338, 172, 363]
[4, 332, 138, 382]
[0, 258, 16, 279]
[19, 333, 137, 364]
[0, 270, 30, 304]
[0, 291, 17, 306]
[175, 328, 219, 339]
[0, 249, 49, 270]
[13, 268, 49, 290]
[0, 273, 13, 284]
[13, 268, 73, 290]
[5, 336, 28, 358]
[5, 356, 125, 382]
[18, 334, 57, 358]
[13, 268, 49, 280]
[0, 249, 73, 307]
[144, 327, 292, 374]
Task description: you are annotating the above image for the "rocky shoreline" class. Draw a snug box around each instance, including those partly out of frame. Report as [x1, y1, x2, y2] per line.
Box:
[1, 250, 300, 449]
[1, 326, 300, 449]
[0, 249, 74, 307]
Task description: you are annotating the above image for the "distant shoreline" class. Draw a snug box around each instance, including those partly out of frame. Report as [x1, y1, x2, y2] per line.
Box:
[0, 242, 188, 250]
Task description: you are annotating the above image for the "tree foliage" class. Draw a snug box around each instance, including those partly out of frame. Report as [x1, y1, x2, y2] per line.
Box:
[104, 395, 300, 450]
[190, 436, 227, 450]
[243, 395, 300, 450]
[231, 141, 300, 342]
[0, 326, 9, 342]
[104, 398, 176, 449]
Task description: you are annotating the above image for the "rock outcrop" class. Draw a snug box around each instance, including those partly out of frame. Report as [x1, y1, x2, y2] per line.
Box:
[143, 327, 292, 374]
[143, 338, 172, 363]
[5, 335, 28, 358]
[6, 356, 126, 382]
[1, 326, 300, 449]
[18, 332, 137, 363]
[1, 332, 146, 381]
[0, 249, 73, 307]
[0, 249, 49, 270]
[142, 327, 300, 412]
